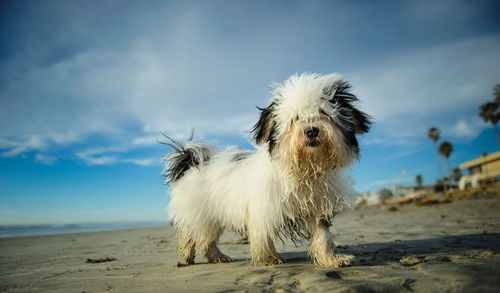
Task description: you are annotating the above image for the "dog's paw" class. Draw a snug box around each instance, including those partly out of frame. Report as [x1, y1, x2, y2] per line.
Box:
[262, 254, 284, 266]
[335, 254, 355, 267]
[314, 253, 355, 268]
[209, 254, 232, 264]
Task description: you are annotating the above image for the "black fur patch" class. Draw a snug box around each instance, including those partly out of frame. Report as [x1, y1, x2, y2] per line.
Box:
[160, 134, 211, 184]
[324, 80, 371, 156]
[323, 80, 357, 103]
[267, 125, 277, 154]
[252, 102, 277, 154]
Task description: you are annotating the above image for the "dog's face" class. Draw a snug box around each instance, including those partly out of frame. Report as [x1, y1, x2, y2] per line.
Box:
[253, 73, 370, 178]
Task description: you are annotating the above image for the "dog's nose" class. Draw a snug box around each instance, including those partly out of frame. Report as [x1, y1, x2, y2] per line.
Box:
[305, 127, 320, 139]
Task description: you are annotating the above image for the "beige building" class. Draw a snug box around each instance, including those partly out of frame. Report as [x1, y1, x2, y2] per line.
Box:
[459, 151, 500, 189]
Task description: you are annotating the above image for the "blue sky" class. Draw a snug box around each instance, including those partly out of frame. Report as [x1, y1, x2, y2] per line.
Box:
[1, 0, 499, 225]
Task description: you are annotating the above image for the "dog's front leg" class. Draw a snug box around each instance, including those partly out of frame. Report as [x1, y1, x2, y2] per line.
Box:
[248, 224, 283, 266]
[308, 219, 355, 268]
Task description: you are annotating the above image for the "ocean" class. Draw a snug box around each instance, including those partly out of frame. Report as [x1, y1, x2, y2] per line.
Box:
[0, 221, 169, 238]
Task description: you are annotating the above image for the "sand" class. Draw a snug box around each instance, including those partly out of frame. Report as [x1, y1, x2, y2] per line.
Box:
[1, 197, 499, 292]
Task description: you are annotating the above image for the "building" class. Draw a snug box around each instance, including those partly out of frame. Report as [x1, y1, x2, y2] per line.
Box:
[459, 151, 500, 189]
[357, 185, 424, 206]
[390, 185, 416, 198]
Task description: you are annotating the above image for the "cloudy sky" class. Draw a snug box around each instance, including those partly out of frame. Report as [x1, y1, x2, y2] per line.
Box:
[1, 0, 499, 225]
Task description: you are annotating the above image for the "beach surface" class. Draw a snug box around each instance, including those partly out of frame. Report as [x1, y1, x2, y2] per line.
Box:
[1, 197, 499, 292]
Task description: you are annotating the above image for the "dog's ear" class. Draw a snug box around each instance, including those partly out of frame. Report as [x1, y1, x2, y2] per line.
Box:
[350, 106, 371, 135]
[252, 103, 276, 145]
[324, 80, 371, 135]
[324, 79, 371, 157]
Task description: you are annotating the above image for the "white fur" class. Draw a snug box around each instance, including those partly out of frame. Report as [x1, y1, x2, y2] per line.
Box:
[163, 73, 369, 267]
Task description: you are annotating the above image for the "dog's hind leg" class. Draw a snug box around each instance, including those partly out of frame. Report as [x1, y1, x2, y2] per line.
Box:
[203, 226, 232, 263]
[308, 218, 354, 268]
[176, 228, 196, 265]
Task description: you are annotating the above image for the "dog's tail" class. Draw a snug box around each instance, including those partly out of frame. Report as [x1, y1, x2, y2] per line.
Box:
[160, 132, 214, 184]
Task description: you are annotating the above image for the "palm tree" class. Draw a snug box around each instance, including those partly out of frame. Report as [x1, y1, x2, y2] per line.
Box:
[479, 101, 500, 148]
[428, 127, 444, 179]
[494, 83, 500, 102]
[452, 167, 462, 183]
[439, 141, 453, 183]
[415, 174, 423, 189]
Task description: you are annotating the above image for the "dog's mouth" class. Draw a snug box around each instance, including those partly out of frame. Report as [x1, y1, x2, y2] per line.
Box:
[306, 139, 321, 147]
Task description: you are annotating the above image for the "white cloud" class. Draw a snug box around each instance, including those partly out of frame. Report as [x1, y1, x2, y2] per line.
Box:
[34, 153, 58, 165]
[122, 158, 159, 167]
[75, 147, 121, 166]
[75, 147, 126, 158]
[1, 1, 498, 163]
[384, 148, 423, 161]
[0, 135, 47, 157]
[448, 118, 487, 139]
[0, 130, 81, 158]
[0, 15, 266, 156]
[349, 35, 500, 143]
[75, 145, 160, 167]
[78, 155, 117, 166]
[132, 135, 159, 146]
[367, 176, 413, 188]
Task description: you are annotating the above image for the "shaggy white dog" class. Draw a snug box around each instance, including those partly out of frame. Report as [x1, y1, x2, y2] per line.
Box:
[162, 73, 371, 267]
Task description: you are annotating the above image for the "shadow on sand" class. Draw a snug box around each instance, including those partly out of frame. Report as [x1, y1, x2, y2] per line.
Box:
[278, 233, 500, 266]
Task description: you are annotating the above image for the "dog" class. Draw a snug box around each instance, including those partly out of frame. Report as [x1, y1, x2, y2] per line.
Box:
[161, 73, 371, 267]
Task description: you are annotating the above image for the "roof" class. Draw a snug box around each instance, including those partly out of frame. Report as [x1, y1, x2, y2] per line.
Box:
[460, 150, 500, 170]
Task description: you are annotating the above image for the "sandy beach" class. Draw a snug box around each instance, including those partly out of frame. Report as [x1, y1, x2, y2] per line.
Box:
[1, 197, 499, 292]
